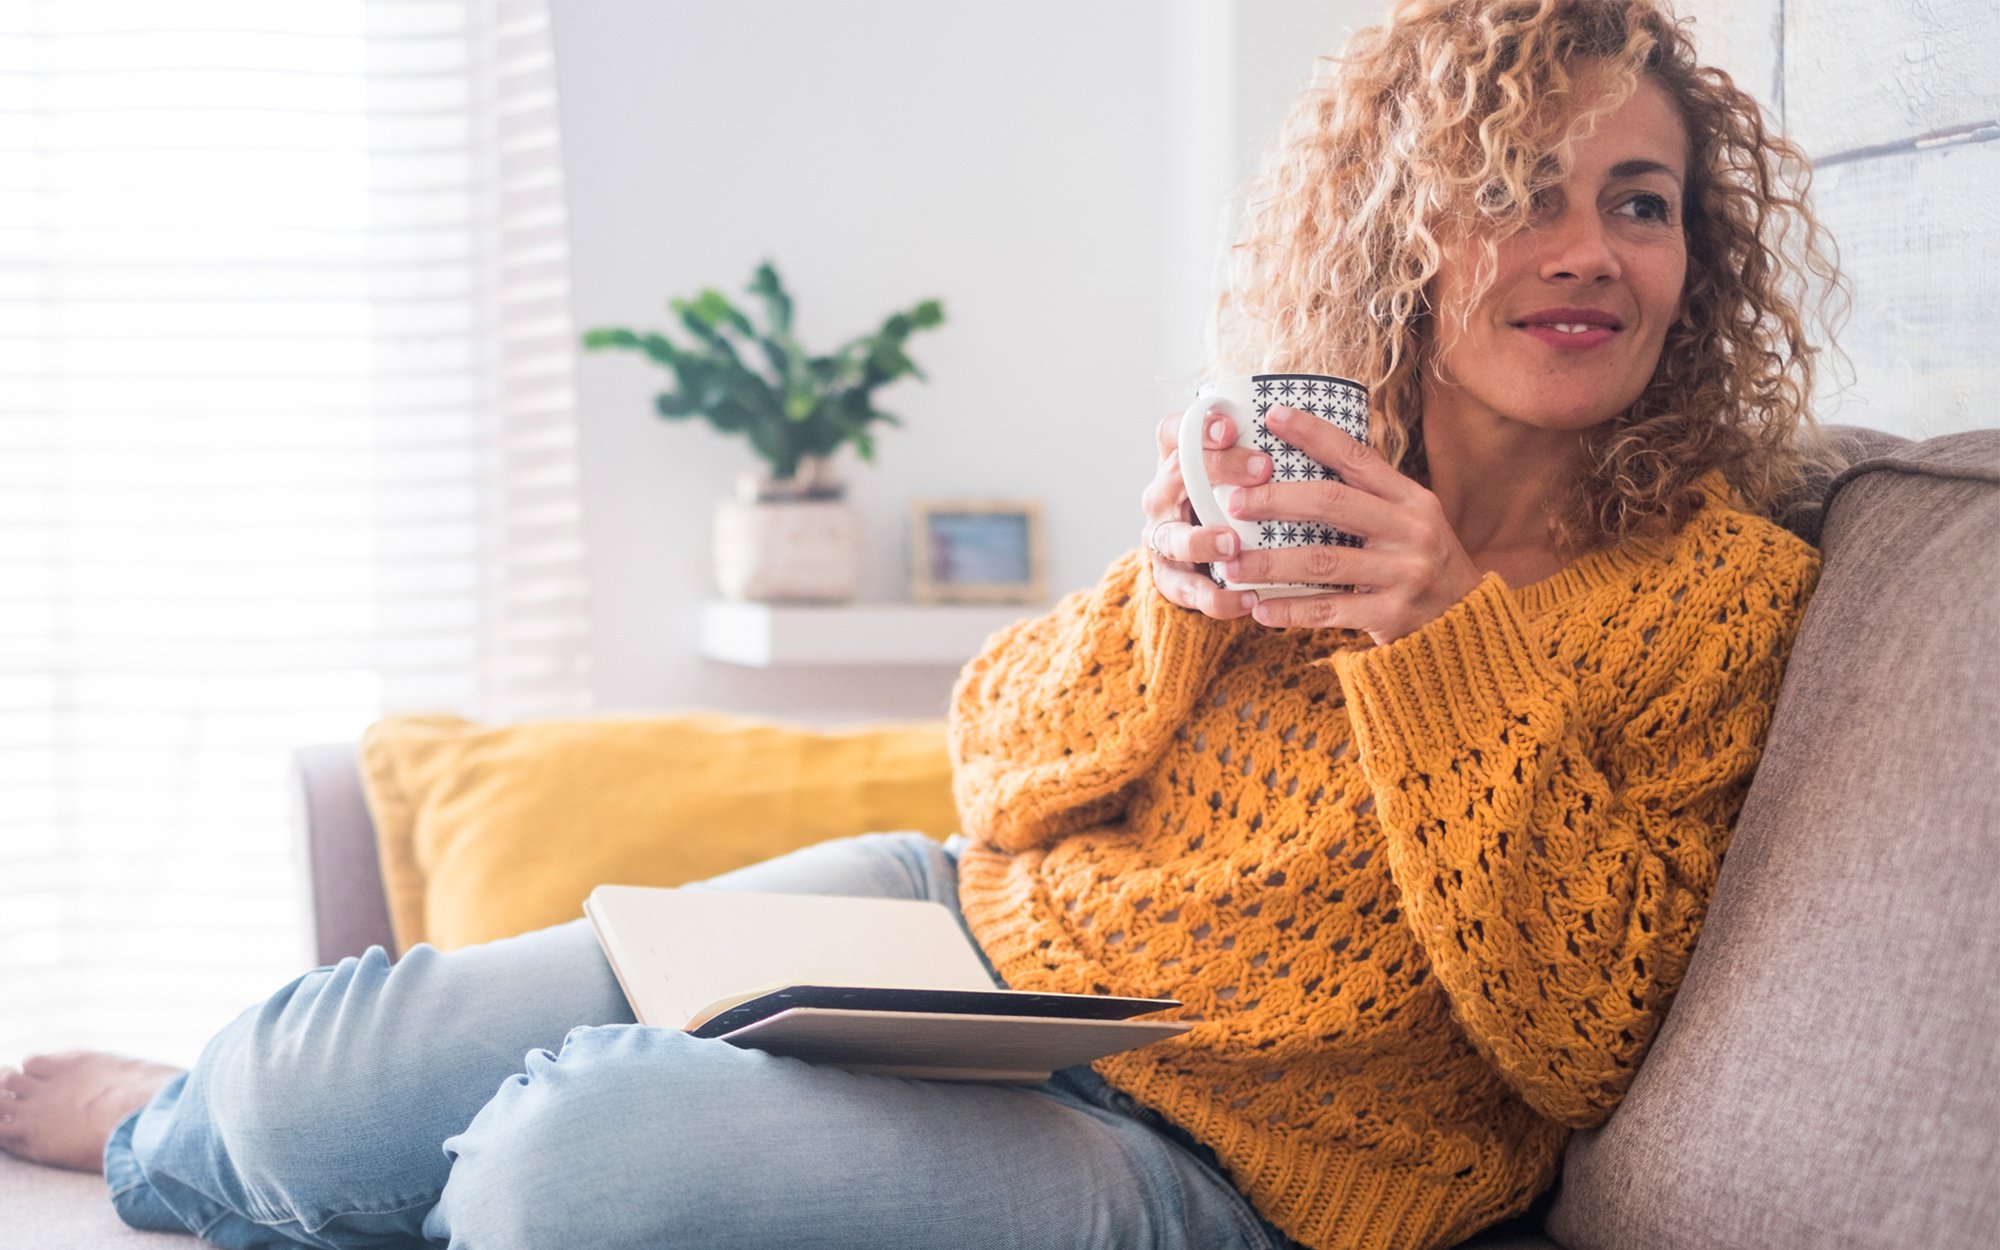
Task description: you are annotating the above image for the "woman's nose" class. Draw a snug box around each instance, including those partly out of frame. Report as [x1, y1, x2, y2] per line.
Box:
[1538, 204, 1622, 284]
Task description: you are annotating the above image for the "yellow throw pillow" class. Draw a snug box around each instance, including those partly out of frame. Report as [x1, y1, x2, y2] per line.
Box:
[359, 712, 959, 953]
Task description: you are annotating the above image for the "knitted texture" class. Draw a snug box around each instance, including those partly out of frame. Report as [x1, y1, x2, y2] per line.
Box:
[951, 478, 1820, 1250]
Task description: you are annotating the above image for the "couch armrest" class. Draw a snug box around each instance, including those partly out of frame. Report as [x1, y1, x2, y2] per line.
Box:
[290, 742, 395, 965]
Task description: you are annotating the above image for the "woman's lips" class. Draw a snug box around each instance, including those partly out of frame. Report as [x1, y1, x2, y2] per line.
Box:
[1517, 323, 1617, 349]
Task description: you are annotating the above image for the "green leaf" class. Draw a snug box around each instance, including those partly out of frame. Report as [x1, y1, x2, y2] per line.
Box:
[675, 303, 747, 369]
[627, 263, 943, 476]
[703, 400, 749, 433]
[748, 261, 794, 335]
[692, 288, 757, 339]
[759, 336, 794, 390]
[655, 390, 702, 418]
[745, 419, 800, 480]
[868, 341, 916, 380]
[797, 422, 844, 459]
[640, 333, 682, 367]
[713, 366, 783, 421]
[581, 327, 642, 351]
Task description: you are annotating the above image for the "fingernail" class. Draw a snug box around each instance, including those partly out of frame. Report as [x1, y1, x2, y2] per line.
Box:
[1221, 560, 1242, 580]
[1207, 418, 1229, 445]
[1240, 592, 1260, 612]
[1246, 453, 1269, 479]
[1216, 532, 1237, 557]
[1267, 406, 1289, 426]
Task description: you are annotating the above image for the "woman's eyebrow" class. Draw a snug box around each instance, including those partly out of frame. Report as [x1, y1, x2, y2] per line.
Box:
[1609, 157, 1683, 184]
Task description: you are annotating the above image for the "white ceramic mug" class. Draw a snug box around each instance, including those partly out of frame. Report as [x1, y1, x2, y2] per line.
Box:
[1177, 372, 1370, 597]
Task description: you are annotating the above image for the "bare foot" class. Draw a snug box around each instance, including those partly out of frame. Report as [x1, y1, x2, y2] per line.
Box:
[0, 1051, 183, 1173]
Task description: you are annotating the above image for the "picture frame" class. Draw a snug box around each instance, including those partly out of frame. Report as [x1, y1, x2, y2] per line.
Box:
[909, 499, 1046, 604]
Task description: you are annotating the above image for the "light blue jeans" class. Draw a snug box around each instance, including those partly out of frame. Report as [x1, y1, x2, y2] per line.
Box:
[105, 832, 1295, 1250]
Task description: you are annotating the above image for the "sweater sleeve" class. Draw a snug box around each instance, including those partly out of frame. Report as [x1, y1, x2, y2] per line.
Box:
[1330, 539, 1819, 1129]
[949, 549, 1251, 853]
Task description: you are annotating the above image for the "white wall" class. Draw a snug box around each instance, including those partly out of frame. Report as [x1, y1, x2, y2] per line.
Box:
[1782, 0, 2000, 440]
[556, 0, 1173, 721]
[553, 0, 1373, 721]
[553, 0, 1997, 721]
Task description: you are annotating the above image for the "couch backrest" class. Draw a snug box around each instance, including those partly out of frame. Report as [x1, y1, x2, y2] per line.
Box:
[1546, 429, 2000, 1250]
[1771, 425, 1912, 543]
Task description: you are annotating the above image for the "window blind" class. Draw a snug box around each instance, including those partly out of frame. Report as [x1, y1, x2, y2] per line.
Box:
[0, 0, 593, 1067]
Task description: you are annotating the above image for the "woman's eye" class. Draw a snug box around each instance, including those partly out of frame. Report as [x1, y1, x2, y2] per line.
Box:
[1617, 192, 1674, 223]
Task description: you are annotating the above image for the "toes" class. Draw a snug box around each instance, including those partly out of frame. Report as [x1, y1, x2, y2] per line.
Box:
[0, 1067, 37, 1096]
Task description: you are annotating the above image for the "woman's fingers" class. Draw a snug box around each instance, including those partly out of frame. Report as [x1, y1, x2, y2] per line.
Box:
[1225, 473, 1402, 542]
[1145, 409, 1263, 621]
[1142, 449, 1190, 519]
[1143, 443, 1265, 531]
[1143, 452, 1246, 565]
[1208, 407, 1488, 645]
[1207, 444, 1270, 490]
[1152, 417, 1268, 497]
[1220, 541, 1397, 594]
[1145, 518, 1240, 565]
[1219, 411, 1405, 540]
[1155, 410, 1237, 460]
[1246, 591, 1368, 631]
[1261, 406, 1418, 504]
[1150, 556, 1258, 619]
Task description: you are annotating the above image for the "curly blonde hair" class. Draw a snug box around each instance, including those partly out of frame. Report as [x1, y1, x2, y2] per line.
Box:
[1204, 0, 1847, 552]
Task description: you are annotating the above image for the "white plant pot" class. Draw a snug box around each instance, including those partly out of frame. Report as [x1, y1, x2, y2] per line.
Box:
[712, 496, 861, 603]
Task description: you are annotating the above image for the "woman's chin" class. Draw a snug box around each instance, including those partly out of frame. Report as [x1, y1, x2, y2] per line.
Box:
[1501, 406, 1625, 437]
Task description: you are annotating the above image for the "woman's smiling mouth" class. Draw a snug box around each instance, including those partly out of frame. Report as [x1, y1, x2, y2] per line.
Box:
[1514, 307, 1624, 349]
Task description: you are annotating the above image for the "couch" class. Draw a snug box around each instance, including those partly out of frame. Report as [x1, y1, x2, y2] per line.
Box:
[7, 424, 1995, 1249]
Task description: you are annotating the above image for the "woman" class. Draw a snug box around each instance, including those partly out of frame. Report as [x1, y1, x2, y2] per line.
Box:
[0, 2, 1839, 1248]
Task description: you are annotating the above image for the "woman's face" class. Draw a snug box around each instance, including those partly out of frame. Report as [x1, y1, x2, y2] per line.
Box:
[1426, 72, 1691, 439]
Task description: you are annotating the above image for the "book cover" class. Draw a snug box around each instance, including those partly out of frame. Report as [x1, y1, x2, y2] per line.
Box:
[583, 885, 1192, 1083]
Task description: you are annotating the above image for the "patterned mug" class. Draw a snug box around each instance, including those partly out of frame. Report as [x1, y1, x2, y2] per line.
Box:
[1176, 372, 1370, 597]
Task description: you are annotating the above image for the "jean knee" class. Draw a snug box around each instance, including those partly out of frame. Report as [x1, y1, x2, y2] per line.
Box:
[850, 828, 960, 897]
[430, 1026, 775, 1250]
[200, 948, 447, 1214]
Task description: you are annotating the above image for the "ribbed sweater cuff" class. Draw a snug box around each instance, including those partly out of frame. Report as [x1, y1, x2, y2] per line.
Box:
[1132, 551, 1253, 698]
[1331, 572, 1559, 768]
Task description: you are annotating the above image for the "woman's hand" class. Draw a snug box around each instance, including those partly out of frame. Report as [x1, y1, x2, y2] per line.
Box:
[1140, 408, 1270, 620]
[1221, 405, 1487, 645]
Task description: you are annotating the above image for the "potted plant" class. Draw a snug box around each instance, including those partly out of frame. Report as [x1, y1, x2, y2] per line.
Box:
[583, 261, 945, 603]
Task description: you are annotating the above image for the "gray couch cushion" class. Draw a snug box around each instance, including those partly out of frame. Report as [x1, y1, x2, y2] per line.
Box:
[1548, 430, 2000, 1250]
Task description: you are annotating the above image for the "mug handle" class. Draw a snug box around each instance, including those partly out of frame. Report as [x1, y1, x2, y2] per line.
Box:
[1177, 393, 1240, 530]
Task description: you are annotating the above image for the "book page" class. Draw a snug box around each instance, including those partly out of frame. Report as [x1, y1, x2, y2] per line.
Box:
[584, 886, 998, 1028]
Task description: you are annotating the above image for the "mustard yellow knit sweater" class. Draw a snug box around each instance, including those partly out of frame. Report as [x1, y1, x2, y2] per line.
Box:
[950, 478, 1820, 1250]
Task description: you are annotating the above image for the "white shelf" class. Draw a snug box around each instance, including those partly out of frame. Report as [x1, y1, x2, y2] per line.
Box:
[699, 600, 1039, 667]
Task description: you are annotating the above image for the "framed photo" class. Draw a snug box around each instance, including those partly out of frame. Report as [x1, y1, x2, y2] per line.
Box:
[909, 499, 1046, 604]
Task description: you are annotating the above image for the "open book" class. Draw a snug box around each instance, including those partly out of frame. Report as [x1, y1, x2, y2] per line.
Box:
[583, 885, 1192, 1084]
